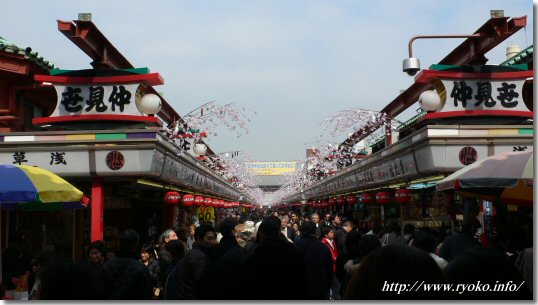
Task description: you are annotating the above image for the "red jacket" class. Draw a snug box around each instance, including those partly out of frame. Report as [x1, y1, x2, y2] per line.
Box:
[321, 237, 338, 272]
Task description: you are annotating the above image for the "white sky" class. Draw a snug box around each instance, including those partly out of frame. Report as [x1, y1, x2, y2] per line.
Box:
[1, 1, 534, 161]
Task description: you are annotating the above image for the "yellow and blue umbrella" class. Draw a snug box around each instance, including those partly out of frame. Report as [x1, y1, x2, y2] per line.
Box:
[0, 164, 88, 211]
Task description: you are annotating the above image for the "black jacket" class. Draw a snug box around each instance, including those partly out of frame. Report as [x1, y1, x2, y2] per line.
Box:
[102, 257, 153, 300]
[294, 234, 334, 300]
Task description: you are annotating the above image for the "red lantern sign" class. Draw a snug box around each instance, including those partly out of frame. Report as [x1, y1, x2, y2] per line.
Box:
[164, 191, 180, 205]
[346, 195, 357, 205]
[375, 192, 391, 205]
[336, 196, 346, 205]
[359, 193, 373, 204]
[395, 189, 412, 203]
[203, 197, 212, 207]
[194, 196, 204, 206]
[182, 194, 194, 207]
[328, 198, 336, 206]
[211, 198, 220, 208]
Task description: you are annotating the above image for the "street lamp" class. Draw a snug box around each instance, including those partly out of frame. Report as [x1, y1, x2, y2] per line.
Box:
[402, 34, 482, 76]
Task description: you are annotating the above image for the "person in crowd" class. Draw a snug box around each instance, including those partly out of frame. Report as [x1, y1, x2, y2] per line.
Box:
[380, 221, 406, 246]
[310, 213, 322, 239]
[244, 216, 306, 299]
[237, 220, 257, 253]
[344, 245, 448, 300]
[322, 212, 332, 227]
[332, 214, 343, 231]
[335, 220, 354, 255]
[186, 224, 196, 252]
[321, 226, 340, 300]
[162, 240, 186, 300]
[292, 222, 301, 239]
[86, 240, 107, 273]
[335, 231, 363, 299]
[38, 258, 105, 300]
[444, 245, 532, 300]
[365, 222, 383, 237]
[28, 251, 53, 300]
[157, 229, 178, 287]
[280, 215, 295, 242]
[211, 218, 240, 262]
[140, 243, 161, 298]
[176, 223, 218, 299]
[410, 228, 448, 269]
[290, 212, 301, 226]
[514, 247, 533, 294]
[2, 232, 32, 299]
[438, 218, 481, 262]
[102, 229, 153, 299]
[403, 223, 416, 244]
[343, 234, 381, 287]
[294, 221, 333, 300]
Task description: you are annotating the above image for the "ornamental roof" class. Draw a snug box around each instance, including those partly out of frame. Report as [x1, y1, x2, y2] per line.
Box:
[0, 36, 55, 70]
[500, 45, 534, 66]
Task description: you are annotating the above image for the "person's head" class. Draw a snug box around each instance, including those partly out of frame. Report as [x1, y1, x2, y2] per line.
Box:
[218, 218, 238, 237]
[164, 240, 185, 261]
[333, 215, 342, 226]
[357, 234, 382, 258]
[231, 211, 239, 219]
[444, 246, 531, 300]
[195, 224, 217, 247]
[372, 223, 383, 235]
[310, 213, 320, 224]
[462, 217, 482, 236]
[411, 228, 438, 254]
[117, 229, 140, 258]
[343, 220, 354, 233]
[272, 211, 279, 217]
[140, 243, 154, 262]
[160, 229, 178, 244]
[280, 216, 289, 228]
[344, 245, 447, 300]
[258, 216, 281, 241]
[291, 213, 298, 223]
[387, 220, 400, 234]
[300, 221, 317, 236]
[87, 241, 106, 265]
[189, 224, 196, 236]
[31, 251, 53, 275]
[292, 222, 300, 232]
[321, 226, 335, 240]
[324, 213, 332, 222]
[403, 223, 416, 235]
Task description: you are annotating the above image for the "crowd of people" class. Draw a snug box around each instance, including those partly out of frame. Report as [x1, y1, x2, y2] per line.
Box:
[1, 208, 533, 300]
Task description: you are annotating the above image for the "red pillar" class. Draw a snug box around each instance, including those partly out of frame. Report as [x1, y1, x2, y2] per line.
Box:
[91, 177, 104, 241]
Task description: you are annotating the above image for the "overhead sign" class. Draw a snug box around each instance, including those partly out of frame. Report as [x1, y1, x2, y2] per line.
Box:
[246, 162, 296, 176]
[440, 79, 527, 112]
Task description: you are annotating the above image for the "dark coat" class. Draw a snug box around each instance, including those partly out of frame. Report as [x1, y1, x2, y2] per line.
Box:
[439, 233, 480, 262]
[211, 235, 239, 263]
[197, 246, 247, 299]
[102, 257, 153, 300]
[176, 243, 213, 299]
[283, 226, 296, 242]
[144, 258, 161, 289]
[244, 236, 307, 300]
[334, 228, 348, 255]
[294, 234, 333, 300]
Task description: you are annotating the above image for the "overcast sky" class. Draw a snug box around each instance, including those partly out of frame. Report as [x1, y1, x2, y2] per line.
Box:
[1, 1, 533, 161]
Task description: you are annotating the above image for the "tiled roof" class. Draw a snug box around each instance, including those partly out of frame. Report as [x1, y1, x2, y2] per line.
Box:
[0, 36, 55, 70]
[500, 45, 533, 66]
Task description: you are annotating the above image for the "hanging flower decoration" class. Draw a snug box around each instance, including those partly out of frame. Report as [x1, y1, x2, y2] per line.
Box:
[320, 108, 402, 147]
[164, 101, 256, 148]
[211, 151, 264, 205]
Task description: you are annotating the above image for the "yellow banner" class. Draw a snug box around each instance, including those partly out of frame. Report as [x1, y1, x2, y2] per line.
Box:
[246, 162, 296, 176]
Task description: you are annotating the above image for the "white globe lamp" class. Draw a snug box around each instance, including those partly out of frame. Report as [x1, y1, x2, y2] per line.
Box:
[140, 94, 162, 115]
[193, 143, 207, 156]
[419, 90, 442, 112]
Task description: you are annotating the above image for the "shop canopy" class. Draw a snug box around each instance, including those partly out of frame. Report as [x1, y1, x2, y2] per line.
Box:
[436, 150, 533, 206]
